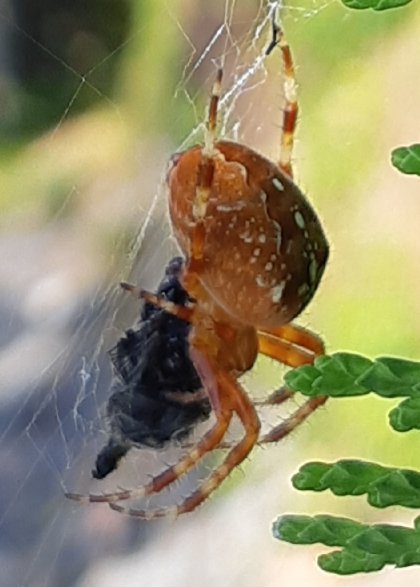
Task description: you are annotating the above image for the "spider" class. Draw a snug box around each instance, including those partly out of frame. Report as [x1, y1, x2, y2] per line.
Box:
[66, 26, 329, 519]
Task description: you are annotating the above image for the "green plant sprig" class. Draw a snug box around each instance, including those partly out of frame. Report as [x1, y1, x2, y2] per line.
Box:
[285, 353, 420, 432]
[391, 145, 420, 176]
[292, 460, 420, 508]
[273, 514, 420, 574]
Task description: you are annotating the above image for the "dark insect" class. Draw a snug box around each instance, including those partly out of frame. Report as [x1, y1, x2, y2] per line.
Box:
[92, 257, 210, 480]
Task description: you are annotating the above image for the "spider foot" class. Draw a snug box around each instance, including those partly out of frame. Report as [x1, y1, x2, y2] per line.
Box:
[109, 502, 180, 521]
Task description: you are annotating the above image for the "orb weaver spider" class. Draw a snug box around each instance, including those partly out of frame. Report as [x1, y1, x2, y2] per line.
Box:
[66, 26, 329, 519]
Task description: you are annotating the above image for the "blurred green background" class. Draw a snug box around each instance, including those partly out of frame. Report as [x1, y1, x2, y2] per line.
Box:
[1, 1, 420, 586]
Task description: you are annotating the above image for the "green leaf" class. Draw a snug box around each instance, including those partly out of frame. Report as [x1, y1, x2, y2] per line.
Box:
[273, 514, 363, 546]
[389, 397, 420, 431]
[286, 353, 420, 433]
[291, 460, 420, 508]
[350, 524, 420, 559]
[319, 549, 386, 574]
[392, 145, 420, 175]
[285, 353, 372, 397]
[369, 469, 420, 507]
[359, 357, 420, 398]
[341, 0, 412, 11]
[283, 364, 321, 395]
[273, 515, 420, 574]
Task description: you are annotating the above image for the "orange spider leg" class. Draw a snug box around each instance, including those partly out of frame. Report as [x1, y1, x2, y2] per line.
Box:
[120, 282, 195, 322]
[66, 348, 232, 505]
[65, 409, 231, 505]
[109, 351, 260, 519]
[205, 67, 222, 154]
[253, 386, 294, 407]
[256, 324, 327, 444]
[120, 284, 238, 347]
[258, 331, 316, 368]
[260, 395, 327, 444]
[187, 68, 223, 278]
[255, 331, 314, 408]
[277, 28, 298, 179]
[182, 324, 325, 451]
[260, 323, 325, 356]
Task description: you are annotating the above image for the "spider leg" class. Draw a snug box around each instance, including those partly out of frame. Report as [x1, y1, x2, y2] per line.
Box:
[204, 67, 222, 156]
[120, 282, 194, 322]
[256, 323, 326, 443]
[187, 70, 223, 278]
[258, 322, 324, 368]
[172, 324, 324, 453]
[66, 348, 232, 506]
[254, 324, 323, 406]
[109, 351, 260, 519]
[258, 331, 315, 368]
[66, 407, 232, 505]
[259, 395, 327, 444]
[260, 323, 324, 355]
[277, 29, 298, 179]
[253, 386, 293, 407]
[254, 333, 313, 409]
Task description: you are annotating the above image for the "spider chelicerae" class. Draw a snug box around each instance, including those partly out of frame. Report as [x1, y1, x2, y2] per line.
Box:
[66, 25, 329, 519]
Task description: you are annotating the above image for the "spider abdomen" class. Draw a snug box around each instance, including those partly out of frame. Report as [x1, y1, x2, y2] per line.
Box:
[168, 140, 328, 327]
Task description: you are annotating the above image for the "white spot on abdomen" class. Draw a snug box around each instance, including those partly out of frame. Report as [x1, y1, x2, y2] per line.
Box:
[309, 257, 318, 284]
[272, 177, 284, 192]
[216, 202, 246, 212]
[256, 275, 266, 287]
[294, 210, 305, 229]
[240, 233, 253, 243]
[272, 280, 286, 303]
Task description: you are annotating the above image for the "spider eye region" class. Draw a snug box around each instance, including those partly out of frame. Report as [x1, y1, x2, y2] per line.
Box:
[167, 139, 328, 328]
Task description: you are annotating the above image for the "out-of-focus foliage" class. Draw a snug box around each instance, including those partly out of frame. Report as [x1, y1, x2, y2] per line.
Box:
[2, 0, 132, 140]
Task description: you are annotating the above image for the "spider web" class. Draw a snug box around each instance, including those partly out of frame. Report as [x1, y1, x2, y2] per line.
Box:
[0, 1, 361, 586]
